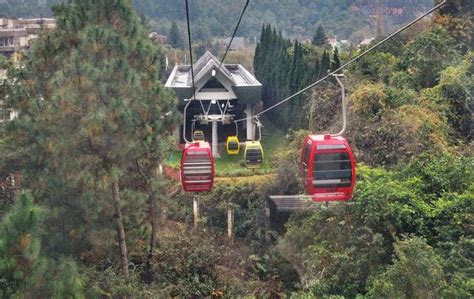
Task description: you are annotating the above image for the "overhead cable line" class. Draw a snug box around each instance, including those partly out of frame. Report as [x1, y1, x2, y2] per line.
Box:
[217, 0, 250, 72]
[184, 0, 206, 114]
[234, 0, 447, 123]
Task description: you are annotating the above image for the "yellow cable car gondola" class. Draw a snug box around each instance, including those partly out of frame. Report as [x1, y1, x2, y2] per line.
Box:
[193, 130, 205, 142]
[244, 141, 264, 168]
[226, 136, 240, 155]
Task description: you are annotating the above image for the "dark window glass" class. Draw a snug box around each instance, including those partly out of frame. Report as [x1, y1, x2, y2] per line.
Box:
[312, 152, 352, 188]
[228, 141, 239, 150]
[246, 148, 262, 162]
[200, 77, 228, 92]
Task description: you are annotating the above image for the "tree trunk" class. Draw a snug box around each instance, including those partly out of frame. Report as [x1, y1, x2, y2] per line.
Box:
[148, 192, 158, 257]
[112, 179, 129, 277]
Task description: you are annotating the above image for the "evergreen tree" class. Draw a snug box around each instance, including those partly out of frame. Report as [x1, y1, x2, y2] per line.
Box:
[312, 24, 327, 47]
[0, 192, 84, 297]
[320, 50, 331, 77]
[331, 47, 341, 72]
[168, 21, 183, 49]
[6, 0, 177, 277]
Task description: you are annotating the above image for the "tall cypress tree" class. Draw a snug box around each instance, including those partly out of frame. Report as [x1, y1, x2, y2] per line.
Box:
[331, 47, 341, 72]
[320, 50, 331, 77]
[6, 0, 177, 277]
[168, 21, 183, 49]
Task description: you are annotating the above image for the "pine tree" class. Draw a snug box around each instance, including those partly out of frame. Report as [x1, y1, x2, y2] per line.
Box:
[312, 24, 327, 47]
[168, 21, 183, 49]
[6, 0, 177, 277]
[0, 192, 84, 297]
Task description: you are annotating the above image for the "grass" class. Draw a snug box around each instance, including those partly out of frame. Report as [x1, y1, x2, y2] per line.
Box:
[165, 121, 287, 177]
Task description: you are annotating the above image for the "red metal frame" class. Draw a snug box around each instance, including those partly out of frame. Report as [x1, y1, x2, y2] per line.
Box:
[301, 134, 356, 202]
[180, 142, 215, 192]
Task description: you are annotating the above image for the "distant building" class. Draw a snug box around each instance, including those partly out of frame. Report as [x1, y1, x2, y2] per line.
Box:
[149, 32, 168, 45]
[327, 36, 349, 50]
[0, 17, 56, 60]
[165, 51, 262, 156]
[0, 68, 16, 123]
[214, 37, 246, 51]
[0, 18, 55, 122]
[359, 37, 375, 47]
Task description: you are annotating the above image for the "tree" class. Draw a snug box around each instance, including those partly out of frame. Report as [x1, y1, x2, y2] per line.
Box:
[6, 0, 177, 277]
[319, 50, 330, 77]
[368, 237, 445, 298]
[398, 27, 458, 88]
[168, 21, 183, 49]
[312, 24, 327, 47]
[0, 191, 83, 297]
[331, 47, 341, 72]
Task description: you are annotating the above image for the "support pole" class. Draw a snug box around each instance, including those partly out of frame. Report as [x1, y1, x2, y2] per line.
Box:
[193, 196, 200, 230]
[264, 204, 271, 245]
[227, 206, 234, 242]
[212, 120, 220, 157]
[161, 203, 168, 225]
[245, 104, 255, 140]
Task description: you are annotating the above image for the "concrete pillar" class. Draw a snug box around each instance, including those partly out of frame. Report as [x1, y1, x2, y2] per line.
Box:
[193, 197, 200, 230]
[246, 104, 255, 140]
[212, 120, 220, 157]
[227, 206, 234, 242]
[173, 126, 181, 145]
[264, 205, 271, 245]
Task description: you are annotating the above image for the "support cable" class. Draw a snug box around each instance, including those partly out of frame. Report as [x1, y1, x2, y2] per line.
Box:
[234, 1, 447, 123]
[184, 0, 206, 114]
[217, 0, 250, 72]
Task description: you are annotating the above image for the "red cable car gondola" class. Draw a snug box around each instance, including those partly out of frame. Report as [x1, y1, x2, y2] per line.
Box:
[301, 134, 355, 201]
[180, 142, 215, 192]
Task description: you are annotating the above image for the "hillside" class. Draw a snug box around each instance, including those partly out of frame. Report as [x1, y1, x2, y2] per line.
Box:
[1, 0, 434, 41]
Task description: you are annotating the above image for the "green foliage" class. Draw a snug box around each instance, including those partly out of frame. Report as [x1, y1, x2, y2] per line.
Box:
[349, 82, 449, 165]
[3, 0, 178, 277]
[331, 47, 341, 71]
[0, 191, 43, 295]
[368, 236, 445, 298]
[398, 27, 459, 88]
[255, 25, 338, 129]
[434, 53, 474, 141]
[403, 152, 473, 196]
[279, 206, 388, 298]
[0, 191, 84, 297]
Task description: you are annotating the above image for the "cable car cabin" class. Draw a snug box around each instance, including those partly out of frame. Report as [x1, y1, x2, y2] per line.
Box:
[301, 134, 355, 202]
[181, 142, 215, 192]
[193, 130, 205, 142]
[245, 141, 264, 169]
[226, 136, 240, 155]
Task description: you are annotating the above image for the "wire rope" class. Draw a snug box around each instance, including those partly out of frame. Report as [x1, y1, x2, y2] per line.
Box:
[184, 0, 206, 114]
[217, 0, 250, 72]
[234, 0, 447, 123]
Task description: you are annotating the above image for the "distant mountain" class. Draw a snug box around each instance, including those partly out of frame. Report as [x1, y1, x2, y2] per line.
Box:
[0, 0, 434, 41]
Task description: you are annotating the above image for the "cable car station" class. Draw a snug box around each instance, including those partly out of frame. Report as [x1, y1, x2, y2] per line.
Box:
[165, 51, 262, 158]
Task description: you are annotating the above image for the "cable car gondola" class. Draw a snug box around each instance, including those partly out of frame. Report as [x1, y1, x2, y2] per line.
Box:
[226, 136, 240, 155]
[244, 141, 264, 169]
[300, 74, 356, 202]
[180, 142, 215, 192]
[226, 122, 240, 155]
[301, 134, 355, 201]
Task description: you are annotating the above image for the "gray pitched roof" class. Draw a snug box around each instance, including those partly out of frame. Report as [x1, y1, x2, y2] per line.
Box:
[166, 51, 262, 105]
